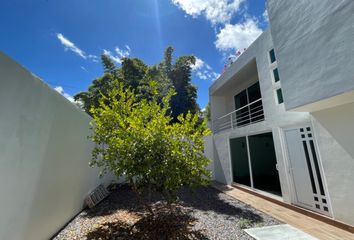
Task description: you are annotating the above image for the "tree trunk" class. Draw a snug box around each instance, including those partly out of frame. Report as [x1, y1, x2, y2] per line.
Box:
[129, 179, 154, 216]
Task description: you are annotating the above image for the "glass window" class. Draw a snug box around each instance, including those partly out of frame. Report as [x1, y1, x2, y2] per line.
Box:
[276, 88, 284, 104]
[247, 82, 262, 102]
[273, 68, 280, 82]
[269, 49, 276, 63]
[234, 90, 250, 126]
[248, 82, 263, 122]
[234, 89, 248, 109]
[234, 82, 264, 126]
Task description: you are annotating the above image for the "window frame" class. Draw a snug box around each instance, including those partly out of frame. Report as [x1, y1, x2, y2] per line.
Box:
[269, 48, 277, 64]
[275, 88, 284, 104]
[272, 67, 280, 83]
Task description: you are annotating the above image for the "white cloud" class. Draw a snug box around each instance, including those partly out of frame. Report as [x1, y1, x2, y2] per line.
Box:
[80, 66, 88, 73]
[103, 45, 131, 64]
[56, 33, 98, 62]
[263, 9, 269, 23]
[103, 49, 121, 64]
[172, 0, 244, 25]
[88, 54, 99, 62]
[191, 57, 220, 81]
[171, 0, 264, 58]
[54, 86, 75, 103]
[115, 46, 130, 58]
[191, 57, 205, 71]
[215, 18, 262, 51]
[56, 33, 86, 59]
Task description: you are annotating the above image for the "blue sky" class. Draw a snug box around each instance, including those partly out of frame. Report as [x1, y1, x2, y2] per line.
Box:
[0, 0, 268, 109]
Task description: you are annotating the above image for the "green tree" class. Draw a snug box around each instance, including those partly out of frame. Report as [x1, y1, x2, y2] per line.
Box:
[163, 46, 173, 77]
[138, 64, 173, 103]
[75, 47, 200, 119]
[101, 54, 118, 76]
[169, 54, 199, 120]
[89, 81, 211, 214]
[121, 57, 148, 90]
[74, 73, 116, 114]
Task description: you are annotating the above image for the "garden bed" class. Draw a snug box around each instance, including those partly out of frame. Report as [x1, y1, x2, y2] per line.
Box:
[53, 185, 281, 239]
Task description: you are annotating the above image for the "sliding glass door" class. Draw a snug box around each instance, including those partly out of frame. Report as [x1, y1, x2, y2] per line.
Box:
[230, 137, 251, 187]
[248, 133, 282, 196]
[230, 132, 282, 196]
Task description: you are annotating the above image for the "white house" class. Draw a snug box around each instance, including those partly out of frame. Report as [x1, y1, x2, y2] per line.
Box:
[209, 0, 354, 228]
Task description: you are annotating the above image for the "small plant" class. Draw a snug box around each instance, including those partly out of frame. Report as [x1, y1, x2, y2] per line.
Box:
[237, 217, 253, 229]
[255, 221, 265, 228]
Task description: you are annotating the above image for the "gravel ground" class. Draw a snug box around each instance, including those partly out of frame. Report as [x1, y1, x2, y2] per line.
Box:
[53, 185, 281, 240]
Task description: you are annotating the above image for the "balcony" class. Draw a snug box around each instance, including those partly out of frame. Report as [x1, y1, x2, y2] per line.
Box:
[213, 98, 264, 133]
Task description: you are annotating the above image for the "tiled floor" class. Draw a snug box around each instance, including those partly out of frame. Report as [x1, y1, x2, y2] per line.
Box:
[213, 183, 354, 240]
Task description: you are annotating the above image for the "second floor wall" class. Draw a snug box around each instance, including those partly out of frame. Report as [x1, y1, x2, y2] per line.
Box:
[267, 0, 354, 112]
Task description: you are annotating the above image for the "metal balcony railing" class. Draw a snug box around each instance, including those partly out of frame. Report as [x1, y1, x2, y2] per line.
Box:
[213, 98, 264, 133]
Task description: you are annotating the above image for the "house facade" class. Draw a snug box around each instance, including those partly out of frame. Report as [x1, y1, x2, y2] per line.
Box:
[209, 0, 354, 227]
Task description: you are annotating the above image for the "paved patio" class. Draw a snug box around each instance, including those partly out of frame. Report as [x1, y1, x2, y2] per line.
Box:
[213, 183, 354, 240]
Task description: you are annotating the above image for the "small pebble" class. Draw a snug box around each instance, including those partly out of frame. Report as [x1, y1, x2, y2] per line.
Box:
[53, 186, 281, 240]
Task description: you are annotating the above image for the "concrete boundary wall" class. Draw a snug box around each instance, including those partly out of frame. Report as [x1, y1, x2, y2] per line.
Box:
[0, 52, 112, 240]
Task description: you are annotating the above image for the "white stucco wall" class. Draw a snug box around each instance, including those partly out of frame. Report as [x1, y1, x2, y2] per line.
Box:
[0, 52, 113, 240]
[267, 0, 354, 111]
[311, 103, 354, 226]
[203, 134, 214, 179]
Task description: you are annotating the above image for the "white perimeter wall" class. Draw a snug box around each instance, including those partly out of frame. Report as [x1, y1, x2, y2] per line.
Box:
[0, 52, 112, 240]
[203, 134, 214, 180]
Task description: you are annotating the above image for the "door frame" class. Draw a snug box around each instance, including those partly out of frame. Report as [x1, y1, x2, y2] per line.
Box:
[280, 124, 333, 217]
[228, 130, 282, 198]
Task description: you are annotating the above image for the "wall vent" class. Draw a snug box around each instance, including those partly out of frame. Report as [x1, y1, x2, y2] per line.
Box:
[85, 184, 109, 208]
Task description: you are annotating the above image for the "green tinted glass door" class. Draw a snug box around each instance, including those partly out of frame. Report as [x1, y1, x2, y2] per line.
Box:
[248, 132, 282, 196]
[230, 137, 251, 186]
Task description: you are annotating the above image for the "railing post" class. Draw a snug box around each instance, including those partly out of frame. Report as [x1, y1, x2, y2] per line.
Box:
[230, 113, 233, 129]
[213, 98, 263, 132]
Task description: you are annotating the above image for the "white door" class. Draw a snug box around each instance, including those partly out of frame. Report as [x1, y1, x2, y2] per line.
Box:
[284, 126, 330, 216]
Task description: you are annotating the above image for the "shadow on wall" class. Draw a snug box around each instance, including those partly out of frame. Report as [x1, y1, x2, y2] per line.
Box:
[203, 135, 214, 179]
[311, 102, 354, 226]
[312, 102, 354, 162]
[212, 139, 229, 184]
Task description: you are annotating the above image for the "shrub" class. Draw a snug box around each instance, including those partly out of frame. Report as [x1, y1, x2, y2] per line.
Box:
[89, 81, 211, 214]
